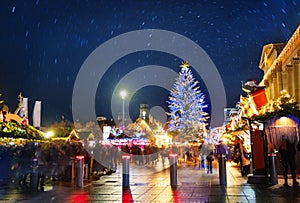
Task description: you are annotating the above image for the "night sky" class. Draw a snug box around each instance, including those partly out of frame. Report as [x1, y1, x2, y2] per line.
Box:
[1, 0, 300, 127]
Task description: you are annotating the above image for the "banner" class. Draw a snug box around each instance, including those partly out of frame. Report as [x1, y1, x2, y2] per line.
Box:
[251, 88, 268, 109]
[19, 97, 28, 118]
[33, 101, 41, 128]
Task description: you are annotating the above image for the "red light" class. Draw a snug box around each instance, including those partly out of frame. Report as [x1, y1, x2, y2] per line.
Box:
[76, 155, 85, 160]
[70, 191, 90, 203]
[122, 188, 133, 202]
[122, 155, 130, 159]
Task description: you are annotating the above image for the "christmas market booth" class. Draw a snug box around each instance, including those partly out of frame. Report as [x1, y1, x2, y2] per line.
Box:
[0, 121, 45, 182]
[220, 129, 251, 160]
[238, 79, 300, 184]
[264, 115, 300, 174]
[0, 121, 45, 143]
[249, 90, 300, 183]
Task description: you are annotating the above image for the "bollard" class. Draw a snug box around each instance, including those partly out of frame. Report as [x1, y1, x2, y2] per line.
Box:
[30, 158, 39, 189]
[76, 155, 85, 187]
[268, 153, 278, 185]
[218, 154, 227, 185]
[122, 155, 130, 188]
[169, 154, 178, 188]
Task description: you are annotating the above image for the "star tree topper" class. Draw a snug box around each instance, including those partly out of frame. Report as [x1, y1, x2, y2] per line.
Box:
[180, 61, 190, 70]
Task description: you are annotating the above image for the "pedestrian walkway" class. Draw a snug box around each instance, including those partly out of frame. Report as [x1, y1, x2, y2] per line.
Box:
[1, 160, 300, 202]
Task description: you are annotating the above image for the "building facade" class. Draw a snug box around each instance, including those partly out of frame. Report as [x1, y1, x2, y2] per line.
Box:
[258, 25, 300, 105]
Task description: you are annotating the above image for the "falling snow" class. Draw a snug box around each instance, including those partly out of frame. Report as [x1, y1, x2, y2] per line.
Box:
[0, 1, 299, 124]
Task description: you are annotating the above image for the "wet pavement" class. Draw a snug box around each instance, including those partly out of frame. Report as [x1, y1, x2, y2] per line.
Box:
[1, 159, 300, 203]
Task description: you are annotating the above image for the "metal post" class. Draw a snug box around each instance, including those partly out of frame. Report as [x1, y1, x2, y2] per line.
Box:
[30, 158, 38, 189]
[268, 153, 278, 185]
[76, 155, 85, 187]
[218, 154, 227, 185]
[120, 90, 126, 129]
[122, 155, 130, 188]
[169, 154, 177, 188]
[122, 98, 125, 128]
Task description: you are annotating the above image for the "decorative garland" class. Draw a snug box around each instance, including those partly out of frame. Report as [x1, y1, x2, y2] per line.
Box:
[251, 90, 300, 122]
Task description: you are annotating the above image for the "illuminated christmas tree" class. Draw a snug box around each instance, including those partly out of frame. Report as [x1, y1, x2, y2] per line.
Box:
[167, 61, 209, 141]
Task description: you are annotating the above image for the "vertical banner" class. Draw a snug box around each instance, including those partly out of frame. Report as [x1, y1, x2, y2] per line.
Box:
[20, 97, 28, 117]
[251, 88, 269, 109]
[33, 101, 41, 128]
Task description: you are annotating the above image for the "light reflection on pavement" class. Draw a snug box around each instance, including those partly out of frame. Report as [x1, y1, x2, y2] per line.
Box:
[3, 159, 300, 202]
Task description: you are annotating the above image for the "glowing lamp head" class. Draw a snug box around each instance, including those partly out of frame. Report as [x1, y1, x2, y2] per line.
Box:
[120, 90, 127, 99]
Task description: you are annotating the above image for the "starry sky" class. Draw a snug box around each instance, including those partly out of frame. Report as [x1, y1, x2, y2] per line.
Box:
[0, 0, 300, 127]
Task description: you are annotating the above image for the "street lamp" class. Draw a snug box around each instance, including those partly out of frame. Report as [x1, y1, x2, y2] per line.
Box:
[120, 90, 127, 129]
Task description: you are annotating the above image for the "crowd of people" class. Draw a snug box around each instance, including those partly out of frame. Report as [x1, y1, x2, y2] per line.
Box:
[181, 138, 251, 177]
[0, 140, 89, 188]
[1, 139, 231, 187]
[0, 140, 200, 189]
[0, 138, 248, 184]
[2, 134, 298, 189]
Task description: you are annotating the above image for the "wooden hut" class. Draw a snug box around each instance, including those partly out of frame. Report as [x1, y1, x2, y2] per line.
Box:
[265, 115, 300, 174]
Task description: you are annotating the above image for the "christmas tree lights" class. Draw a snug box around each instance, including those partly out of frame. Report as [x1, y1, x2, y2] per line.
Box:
[167, 61, 209, 141]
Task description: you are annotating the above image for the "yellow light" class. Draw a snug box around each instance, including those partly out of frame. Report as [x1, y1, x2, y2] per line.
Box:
[45, 131, 54, 139]
[180, 61, 190, 69]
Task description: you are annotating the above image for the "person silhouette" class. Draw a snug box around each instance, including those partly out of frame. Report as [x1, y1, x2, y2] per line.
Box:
[279, 135, 299, 186]
[216, 140, 227, 159]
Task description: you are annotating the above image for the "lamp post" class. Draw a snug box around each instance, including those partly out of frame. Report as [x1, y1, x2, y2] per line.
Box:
[120, 90, 126, 129]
